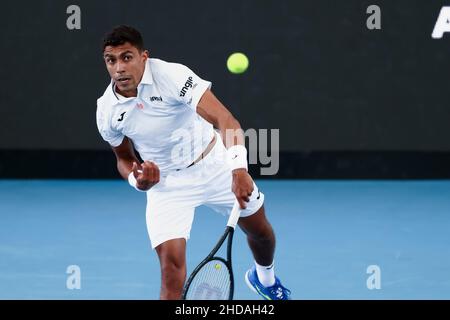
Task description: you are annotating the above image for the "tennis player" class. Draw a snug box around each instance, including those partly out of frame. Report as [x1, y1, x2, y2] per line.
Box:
[96, 25, 291, 300]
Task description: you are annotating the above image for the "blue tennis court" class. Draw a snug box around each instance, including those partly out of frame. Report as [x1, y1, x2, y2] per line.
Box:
[1, 179, 449, 299]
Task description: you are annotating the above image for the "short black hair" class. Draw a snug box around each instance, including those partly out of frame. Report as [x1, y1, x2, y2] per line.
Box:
[102, 25, 144, 52]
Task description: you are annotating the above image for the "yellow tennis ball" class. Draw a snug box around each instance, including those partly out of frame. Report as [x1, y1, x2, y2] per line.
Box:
[227, 52, 249, 74]
[215, 263, 221, 270]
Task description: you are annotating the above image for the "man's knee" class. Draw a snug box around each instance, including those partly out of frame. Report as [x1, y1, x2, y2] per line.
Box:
[250, 222, 275, 242]
[239, 207, 275, 242]
[161, 259, 186, 285]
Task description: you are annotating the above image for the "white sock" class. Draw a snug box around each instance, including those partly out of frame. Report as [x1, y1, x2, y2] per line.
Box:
[255, 261, 276, 287]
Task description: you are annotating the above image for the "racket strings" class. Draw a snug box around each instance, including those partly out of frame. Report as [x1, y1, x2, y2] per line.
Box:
[185, 259, 231, 300]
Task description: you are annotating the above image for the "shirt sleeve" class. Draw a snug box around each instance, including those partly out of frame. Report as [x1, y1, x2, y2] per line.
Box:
[164, 62, 212, 111]
[96, 99, 124, 147]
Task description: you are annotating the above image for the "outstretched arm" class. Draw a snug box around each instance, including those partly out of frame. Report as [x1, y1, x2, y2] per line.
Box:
[197, 89, 254, 209]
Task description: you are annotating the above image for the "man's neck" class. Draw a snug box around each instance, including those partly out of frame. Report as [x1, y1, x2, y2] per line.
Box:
[115, 85, 137, 98]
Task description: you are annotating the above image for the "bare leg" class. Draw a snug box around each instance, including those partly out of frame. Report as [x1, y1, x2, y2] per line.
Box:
[155, 238, 187, 300]
[237, 205, 275, 266]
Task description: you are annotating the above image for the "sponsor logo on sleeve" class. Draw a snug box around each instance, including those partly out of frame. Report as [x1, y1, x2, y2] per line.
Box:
[179, 76, 194, 97]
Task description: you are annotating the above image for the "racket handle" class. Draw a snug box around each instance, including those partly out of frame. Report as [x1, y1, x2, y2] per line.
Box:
[226, 201, 241, 229]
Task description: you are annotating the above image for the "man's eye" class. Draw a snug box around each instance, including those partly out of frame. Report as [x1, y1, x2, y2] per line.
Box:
[106, 58, 115, 64]
[124, 56, 132, 61]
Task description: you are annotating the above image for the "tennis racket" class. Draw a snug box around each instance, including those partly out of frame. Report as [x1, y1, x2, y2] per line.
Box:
[182, 201, 241, 300]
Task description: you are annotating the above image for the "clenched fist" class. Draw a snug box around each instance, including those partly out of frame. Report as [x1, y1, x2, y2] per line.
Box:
[132, 161, 160, 191]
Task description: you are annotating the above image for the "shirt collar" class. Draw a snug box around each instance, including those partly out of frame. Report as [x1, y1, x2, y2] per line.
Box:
[140, 59, 153, 85]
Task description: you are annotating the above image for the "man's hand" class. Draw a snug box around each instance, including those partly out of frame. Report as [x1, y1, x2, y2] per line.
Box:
[232, 168, 254, 209]
[132, 161, 160, 191]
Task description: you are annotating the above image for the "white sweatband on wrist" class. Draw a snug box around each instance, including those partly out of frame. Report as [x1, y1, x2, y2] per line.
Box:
[128, 171, 146, 192]
[226, 145, 248, 171]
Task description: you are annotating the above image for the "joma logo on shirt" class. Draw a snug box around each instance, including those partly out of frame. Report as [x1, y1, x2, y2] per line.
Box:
[179, 76, 194, 97]
[117, 111, 126, 121]
[150, 96, 163, 102]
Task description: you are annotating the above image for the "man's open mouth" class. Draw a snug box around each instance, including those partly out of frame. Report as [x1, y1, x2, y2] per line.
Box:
[117, 77, 131, 84]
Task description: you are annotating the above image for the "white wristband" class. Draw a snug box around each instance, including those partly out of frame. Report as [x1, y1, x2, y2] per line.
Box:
[128, 171, 146, 192]
[226, 145, 248, 171]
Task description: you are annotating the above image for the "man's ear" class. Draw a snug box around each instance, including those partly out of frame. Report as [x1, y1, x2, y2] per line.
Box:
[142, 50, 149, 61]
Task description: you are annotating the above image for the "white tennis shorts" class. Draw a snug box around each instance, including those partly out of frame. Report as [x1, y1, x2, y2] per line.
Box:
[145, 131, 265, 249]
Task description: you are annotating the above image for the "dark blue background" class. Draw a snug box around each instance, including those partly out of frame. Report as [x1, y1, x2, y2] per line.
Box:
[1, 0, 450, 178]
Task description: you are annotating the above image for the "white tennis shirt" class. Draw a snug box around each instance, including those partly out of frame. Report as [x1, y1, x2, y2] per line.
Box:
[96, 58, 215, 174]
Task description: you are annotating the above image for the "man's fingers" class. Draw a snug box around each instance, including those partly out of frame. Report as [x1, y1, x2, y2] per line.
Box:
[237, 197, 247, 210]
[238, 190, 251, 202]
[142, 162, 150, 178]
[236, 193, 250, 209]
[155, 164, 160, 182]
[148, 162, 156, 181]
[140, 161, 160, 184]
[151, 162, 160, 181]
[132, 162, 139, 178]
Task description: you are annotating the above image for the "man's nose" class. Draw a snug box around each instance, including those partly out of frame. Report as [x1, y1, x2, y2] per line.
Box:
[115, 61, 125, 73]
